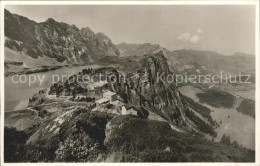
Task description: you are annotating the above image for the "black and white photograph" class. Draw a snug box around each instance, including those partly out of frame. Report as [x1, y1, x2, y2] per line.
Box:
[0, 0, 259, 164]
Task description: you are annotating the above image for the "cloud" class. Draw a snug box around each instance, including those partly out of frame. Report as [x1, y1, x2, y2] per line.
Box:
[176, 29, 202, 44]
[176, 32, 191, 42]
[190, 35, 200, 43]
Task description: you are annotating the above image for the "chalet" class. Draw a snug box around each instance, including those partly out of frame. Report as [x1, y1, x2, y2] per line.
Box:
[95, 98, 110, 106]
[76, 95, 86, 99]
[47, 95, 57, 99]
[121, 104, 138, 116]
[59, 96, 72, 100]
[103, 91, 117, 102]
[74, 95, 88, 102]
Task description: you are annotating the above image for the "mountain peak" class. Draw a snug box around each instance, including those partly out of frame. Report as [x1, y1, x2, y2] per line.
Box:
[4, 10, 120, 63]
[96, 32, 109, 39]
[80, 27, 95, 38]
[46, 17, 56, 23]
[81, 27, 94, 32]
[231, 52, 254, 57]
[116, 43, 165, 57]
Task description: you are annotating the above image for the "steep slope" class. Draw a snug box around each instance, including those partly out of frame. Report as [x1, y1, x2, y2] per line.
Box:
[4, 108, 254, 162]
[117, 51, 188, 127]
[4, 9, 119, 64]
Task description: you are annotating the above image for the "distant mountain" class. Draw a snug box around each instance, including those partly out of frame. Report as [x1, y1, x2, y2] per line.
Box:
[117, 43, 255, 75]
[117, 42, 166, 57]
[230, 52, 255, 58]
[167, 49, 255, 75]
[4, 9, 119, 64]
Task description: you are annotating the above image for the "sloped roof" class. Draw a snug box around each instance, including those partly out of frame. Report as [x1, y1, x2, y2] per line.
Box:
[96, 98, 110, 104]
[103, 91, 116, 96]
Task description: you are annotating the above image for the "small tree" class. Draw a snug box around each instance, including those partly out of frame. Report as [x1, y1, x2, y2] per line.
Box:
[232, 140, 239, 148]
[221, 134, 231, 146]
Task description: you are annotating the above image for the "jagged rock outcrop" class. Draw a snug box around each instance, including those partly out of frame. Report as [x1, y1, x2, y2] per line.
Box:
[4, 9, 120, 64]
[113, 51, 187, 126]
[45, 51, 188, 127]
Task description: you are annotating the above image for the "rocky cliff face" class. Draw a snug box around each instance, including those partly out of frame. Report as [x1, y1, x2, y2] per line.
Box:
[115, 51, 188, 127]
[4, 9, 119, 64]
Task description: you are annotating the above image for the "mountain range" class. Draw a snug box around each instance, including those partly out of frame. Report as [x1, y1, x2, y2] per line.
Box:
[116, 43, 255, 76]
[5, 9, 255, 76]
[5, 9, 119, 64]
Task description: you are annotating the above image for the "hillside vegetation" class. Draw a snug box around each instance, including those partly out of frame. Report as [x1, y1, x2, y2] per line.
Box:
[5, 110, 255, 162]
[196, 90, 235, 108]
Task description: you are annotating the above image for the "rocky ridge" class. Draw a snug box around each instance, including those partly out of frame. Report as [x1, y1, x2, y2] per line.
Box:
[5, 9, 119, 64]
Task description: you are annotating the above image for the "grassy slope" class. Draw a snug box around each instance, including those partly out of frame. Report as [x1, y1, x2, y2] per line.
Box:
[105, 115, 255, 162]
[4, 48, 64, 75]
[4, 110, 255, 162]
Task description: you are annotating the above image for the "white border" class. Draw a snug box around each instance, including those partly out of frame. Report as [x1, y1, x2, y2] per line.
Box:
[0, 1, 259, 166]
[0, 0, 259, 5]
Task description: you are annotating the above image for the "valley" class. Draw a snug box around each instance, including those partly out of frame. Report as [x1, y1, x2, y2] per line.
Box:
[179, 85, 255, 150]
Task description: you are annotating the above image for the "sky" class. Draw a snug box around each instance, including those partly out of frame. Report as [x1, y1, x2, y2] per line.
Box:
[5, 5, 256, 55]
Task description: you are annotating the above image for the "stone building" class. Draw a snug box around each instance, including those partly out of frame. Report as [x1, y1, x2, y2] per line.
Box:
[103, 91, 117, 102]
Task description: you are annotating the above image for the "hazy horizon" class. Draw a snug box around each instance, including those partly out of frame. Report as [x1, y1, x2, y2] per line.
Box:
[5, 5, 256, 55]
